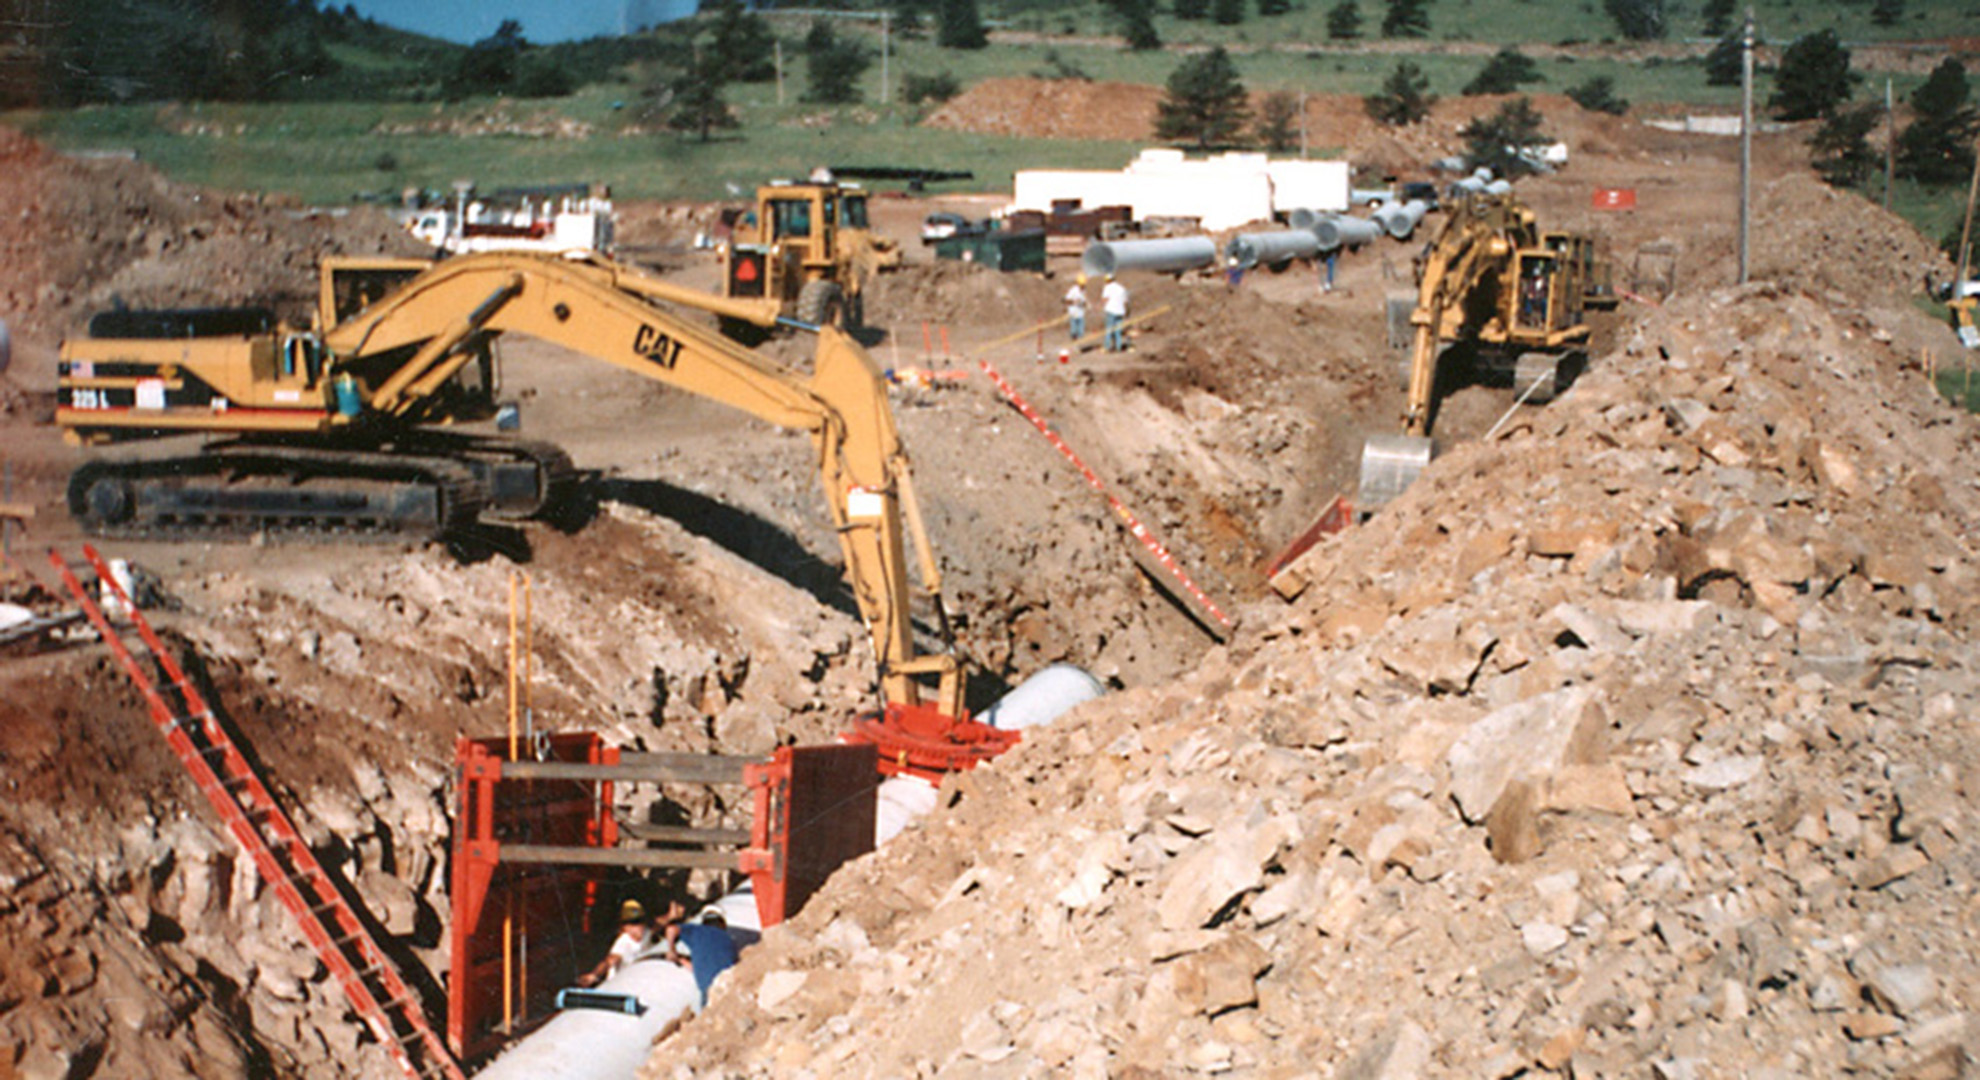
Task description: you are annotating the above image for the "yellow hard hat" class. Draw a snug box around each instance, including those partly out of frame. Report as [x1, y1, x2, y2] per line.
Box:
[619, 899, 645, 924]
[1077, 274, 1087, 285]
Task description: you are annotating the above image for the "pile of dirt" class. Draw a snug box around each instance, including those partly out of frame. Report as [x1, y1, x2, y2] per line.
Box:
[643, 280, 1980, 1080]
[924, 80, 1638, 170]
[0, 127, 425, 349]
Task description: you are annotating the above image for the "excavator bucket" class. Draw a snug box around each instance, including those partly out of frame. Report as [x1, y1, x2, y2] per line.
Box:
[1358, 433, 1433, 518]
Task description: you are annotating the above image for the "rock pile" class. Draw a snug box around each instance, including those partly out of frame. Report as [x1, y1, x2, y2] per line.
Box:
[644, 279, 1980, 1078]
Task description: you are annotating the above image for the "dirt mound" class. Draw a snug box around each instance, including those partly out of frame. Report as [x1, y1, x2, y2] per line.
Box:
[0, 128, 425, 351]
[924, 79, 1636, 169]
[644, 275, 1980, 1079]
[924, 78, 1162, 141]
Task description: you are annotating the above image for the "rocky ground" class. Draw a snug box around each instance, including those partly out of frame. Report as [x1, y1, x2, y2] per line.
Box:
[0, 76, 1975, 1079]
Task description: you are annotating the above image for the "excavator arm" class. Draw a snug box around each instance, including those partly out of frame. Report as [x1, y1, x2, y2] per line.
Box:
[323, 252, 963, 717]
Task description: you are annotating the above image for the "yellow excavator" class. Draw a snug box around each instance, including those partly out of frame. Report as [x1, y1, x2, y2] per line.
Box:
[57, 250, 964, 718]
[1359, 191, 1605, 513]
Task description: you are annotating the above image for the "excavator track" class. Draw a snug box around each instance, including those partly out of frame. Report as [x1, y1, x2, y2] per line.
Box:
[398, 434, 578, 521]
[68, 445, 485, 544]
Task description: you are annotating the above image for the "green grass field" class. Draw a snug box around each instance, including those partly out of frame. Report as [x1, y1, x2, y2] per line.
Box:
[5, 0, 1976, 220]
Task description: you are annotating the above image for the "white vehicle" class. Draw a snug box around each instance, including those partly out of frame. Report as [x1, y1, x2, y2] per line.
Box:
[403, 185, 615, 256]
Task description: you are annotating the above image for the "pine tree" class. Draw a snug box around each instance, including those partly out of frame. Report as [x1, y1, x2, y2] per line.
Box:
[1463, 96, 1549, 177]
[1213, 0, 1246, 26]
[1381, 0, 1429, 39]
[937, 0, 989, 50]
[1255, 90, 1300, 151]
[1567, 75, 1629, 115]
[1464, 47, 1543, 96]
[1811, 104, 1881, 188]
[1700, 0, 1735, 36]
[1364, 59, 1434, 126]
[1154, 46, 1251, 148]
[1257, 0, 1291, 17]
[1325, 0, 1362, 39]
[708, 0, 776, 82]
[1603, 0, 1667, 41]
[803, 20, 871, 103]
[1174, 0, 1209, 19]
[1871, 0, 1904, 28]
[1703, 30, 1744, 88]
[1896, 58, 1978, 185]
[667, 46, 738, 142]
[1104, 0, 1162, 50]
[1770, 30, 1858, 122]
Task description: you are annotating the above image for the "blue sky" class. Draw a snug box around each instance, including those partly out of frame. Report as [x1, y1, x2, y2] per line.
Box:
[340, 0, 696, 43]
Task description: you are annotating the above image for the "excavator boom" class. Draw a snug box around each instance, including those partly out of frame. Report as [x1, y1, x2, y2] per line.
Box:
[57, 251, 962, 716]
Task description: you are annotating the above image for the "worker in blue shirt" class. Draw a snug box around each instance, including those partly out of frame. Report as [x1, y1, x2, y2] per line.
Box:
[664, 903, 740, 1010]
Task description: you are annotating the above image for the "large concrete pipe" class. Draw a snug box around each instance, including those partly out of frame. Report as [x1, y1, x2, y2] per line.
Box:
[1349, 188, 1395, 207]
[0, 318, 10, 375]
[1286, 207, 1326, 231]
[1081, 236, 1217, 277]
[1226, 230, 1321, 271]
[1373, 199, 1430, 240]
[475, 887, 764, 1080]
[1311, 215, 1384, 253]
[879, 663, 1104, 844]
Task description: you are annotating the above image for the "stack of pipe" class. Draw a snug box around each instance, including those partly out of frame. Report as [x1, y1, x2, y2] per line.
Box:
[1225, 230, 1321, 270]
[1372, 199, 1431, 240]
[1081, 237, 1217, 277]
[1310, 214, 1384, 253]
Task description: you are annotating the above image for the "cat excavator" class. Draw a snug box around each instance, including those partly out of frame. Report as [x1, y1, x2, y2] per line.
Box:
[1359, 191, 1605, 514]
[56, 250, 966, 721]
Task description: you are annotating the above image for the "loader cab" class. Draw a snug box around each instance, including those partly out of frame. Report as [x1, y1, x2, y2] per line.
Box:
[1514, 252, 1557, 333]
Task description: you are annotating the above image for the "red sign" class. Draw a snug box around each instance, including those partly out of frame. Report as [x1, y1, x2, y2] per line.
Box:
[1592, 188, 1638, 210]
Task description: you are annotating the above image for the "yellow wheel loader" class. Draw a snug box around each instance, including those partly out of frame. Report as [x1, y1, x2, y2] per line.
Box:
[718, 178, 900, 334]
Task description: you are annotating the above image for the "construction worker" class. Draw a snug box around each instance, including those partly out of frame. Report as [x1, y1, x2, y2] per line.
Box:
[575, 899, 651, 988]
[1102, 273, 1129, 352]
[1065, 275, 1089, 341]
[663, 901, 740, 1010]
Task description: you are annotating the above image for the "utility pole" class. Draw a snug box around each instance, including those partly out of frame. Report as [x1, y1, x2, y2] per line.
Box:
[881, 10, 891, 105]
[1738, 8, 1754, 285]
[1958, 137, 1980, 294]
[1884, 78, 1894, 212]
[774, 38, 785, 106]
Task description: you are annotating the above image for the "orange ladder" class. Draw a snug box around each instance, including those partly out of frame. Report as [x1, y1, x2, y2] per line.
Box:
[48, 545, 464, 1080]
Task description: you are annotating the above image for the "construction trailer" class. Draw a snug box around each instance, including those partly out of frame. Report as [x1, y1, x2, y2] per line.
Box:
[1012, 149, 1351, 233]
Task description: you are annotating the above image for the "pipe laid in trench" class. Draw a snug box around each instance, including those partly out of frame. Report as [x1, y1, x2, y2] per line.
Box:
[472, 664, 1105, 1078]
[1225, 230, 1321, 271]
[1081, 236, 1217, 277]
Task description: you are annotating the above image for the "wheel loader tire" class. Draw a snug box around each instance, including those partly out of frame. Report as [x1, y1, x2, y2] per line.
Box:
[796, 281, 845, 328]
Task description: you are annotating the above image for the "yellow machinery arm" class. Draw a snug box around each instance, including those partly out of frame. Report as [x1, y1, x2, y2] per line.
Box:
[325, 252, 962, 717]
[1400, 211, 1513, 437]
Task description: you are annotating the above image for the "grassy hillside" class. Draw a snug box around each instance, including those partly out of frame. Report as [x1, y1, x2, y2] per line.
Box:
[4, 0, 1976, 209]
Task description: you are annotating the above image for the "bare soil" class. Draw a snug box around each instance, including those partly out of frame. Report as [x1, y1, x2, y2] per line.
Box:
[0, 82, 1973, 1079]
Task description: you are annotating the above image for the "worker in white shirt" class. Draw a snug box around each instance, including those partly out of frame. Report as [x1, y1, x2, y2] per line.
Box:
[1102, 274, 1129, 352]
[1065, 275, 1089, 340]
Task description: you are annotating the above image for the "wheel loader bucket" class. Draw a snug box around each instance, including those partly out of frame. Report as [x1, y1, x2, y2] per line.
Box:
[1358, 434, 1434, 518]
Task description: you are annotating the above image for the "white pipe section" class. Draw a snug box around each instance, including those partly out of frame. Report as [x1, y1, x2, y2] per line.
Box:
[1348, 188, 1395, 207]
[1311, 215, 1384, 253]
[1225, 230, 1321, 271]
[1081, 237, 1217, 277]
[1373, 199, 1430, 240]
[979, 663, 1105, 730]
